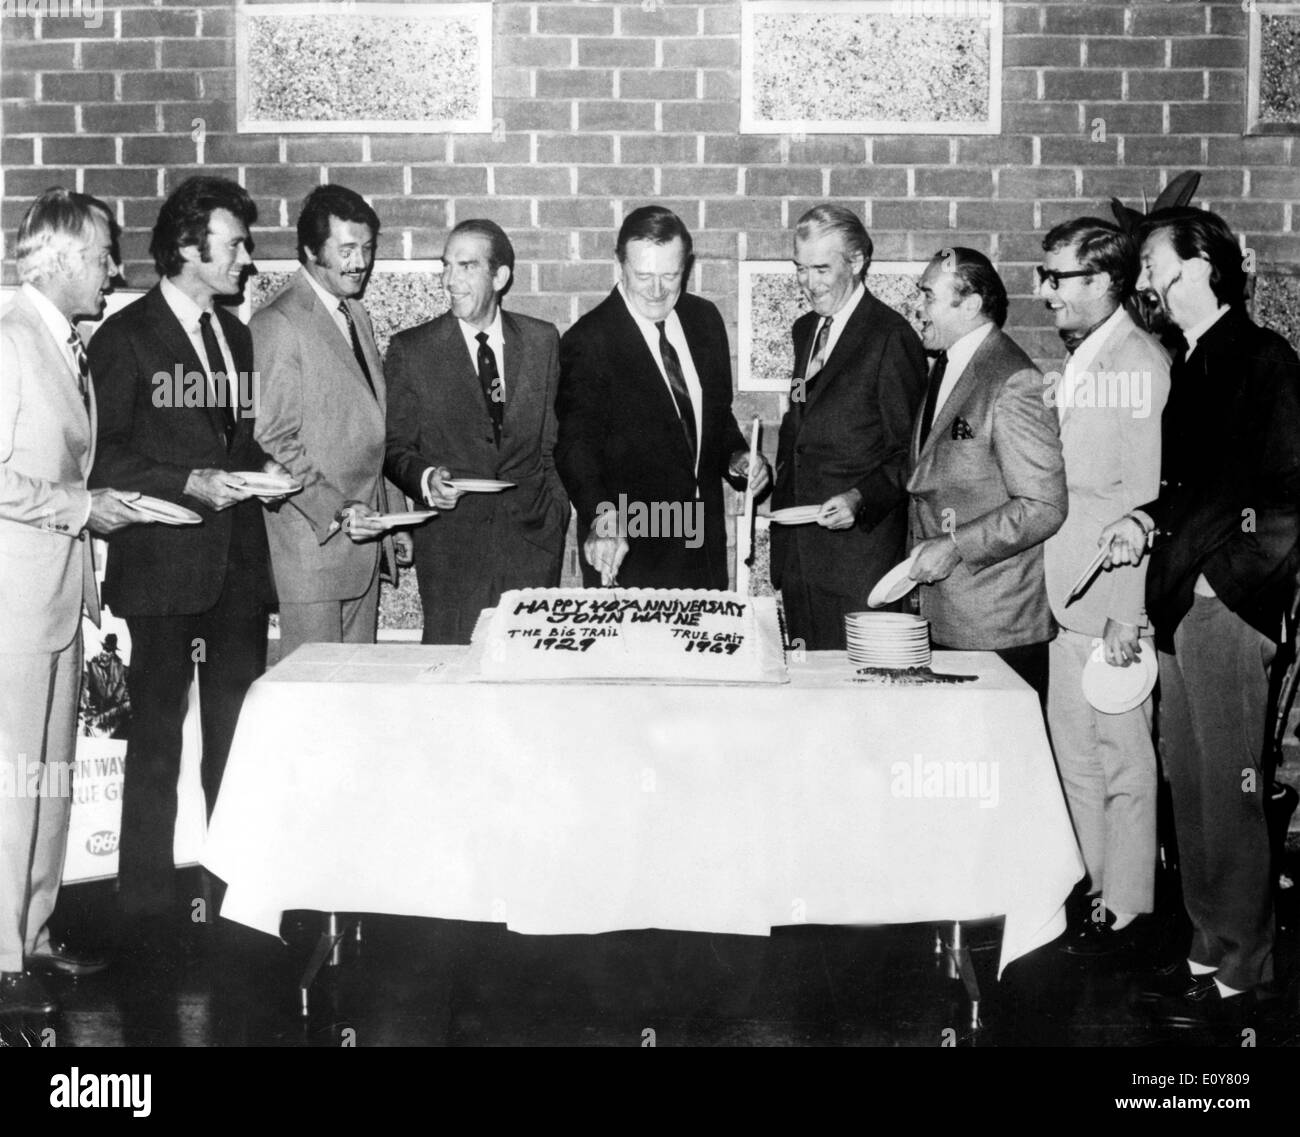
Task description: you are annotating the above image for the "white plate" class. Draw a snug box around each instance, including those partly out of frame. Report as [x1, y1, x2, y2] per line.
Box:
[448, 479, 515, 493]
[768, 505, 825, 525]
[230, 471, 302, 496]
[123, 495, 202, 525]
[867, 551, 921, 608]
[374, 510, 438, 529]
[1081, 648, 1158, 714]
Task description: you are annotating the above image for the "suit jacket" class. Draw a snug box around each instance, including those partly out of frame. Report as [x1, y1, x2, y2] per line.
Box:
[87, 285, 273, 617]
[0, 288, 99, 652]
[1044, 310, 1170, 637]
[907, 326, 1067, 650]
[1140, 306, 1300, 649]
[252, 269, 393, 604]
[770, 289, 927, 597]
[384, 307, 570, 597]
[556, 288, 747, 590]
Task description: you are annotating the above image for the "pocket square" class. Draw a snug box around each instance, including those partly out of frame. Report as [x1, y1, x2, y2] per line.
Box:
[951, 417, 975, 441]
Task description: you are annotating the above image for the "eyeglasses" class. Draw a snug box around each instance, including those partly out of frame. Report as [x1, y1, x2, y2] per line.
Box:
[1035, 267, 1093, 290]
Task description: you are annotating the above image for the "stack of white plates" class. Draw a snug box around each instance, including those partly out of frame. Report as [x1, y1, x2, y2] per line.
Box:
[844, 612, 931, 669]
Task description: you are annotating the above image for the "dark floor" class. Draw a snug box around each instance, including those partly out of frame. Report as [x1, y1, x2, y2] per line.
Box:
[4, 849, 1299, 1048]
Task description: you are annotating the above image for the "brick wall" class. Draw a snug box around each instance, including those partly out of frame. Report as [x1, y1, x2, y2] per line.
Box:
[2, 0, 1297, 399]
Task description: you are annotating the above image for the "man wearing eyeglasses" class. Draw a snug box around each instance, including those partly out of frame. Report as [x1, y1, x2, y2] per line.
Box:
[1101, 208, 1300, 1039]
[1036, 218, 1170, 965]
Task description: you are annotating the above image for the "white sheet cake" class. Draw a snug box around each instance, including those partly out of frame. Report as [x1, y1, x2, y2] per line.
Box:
[475, 588, 788, 684]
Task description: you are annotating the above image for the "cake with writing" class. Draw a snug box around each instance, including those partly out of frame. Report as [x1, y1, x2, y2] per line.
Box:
[475, 588, 788, 683]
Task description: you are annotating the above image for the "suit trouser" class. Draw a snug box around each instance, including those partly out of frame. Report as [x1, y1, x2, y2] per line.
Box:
[1047, 629, 1157, 916]
[276, 563, 380, 659]
[418, 543, 562, 646]
[0, 633, 81, 972]
[779, 546, 878, 652]
[118, 577, 266, 916]
[1158, 595, 1275, 990]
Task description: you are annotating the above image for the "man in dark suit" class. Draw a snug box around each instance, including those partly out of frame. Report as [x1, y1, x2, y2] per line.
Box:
[906, 248, 1068, 704]
[89, 176, 283, 924]
[556, 205, 769, 590]
[1102, 208, 1300, 1036]
[770, 205, 927, 649]
[385, 220, 570, 644]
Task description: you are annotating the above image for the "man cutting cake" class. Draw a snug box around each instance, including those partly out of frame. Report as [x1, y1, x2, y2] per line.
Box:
[556, 205, 770, 590]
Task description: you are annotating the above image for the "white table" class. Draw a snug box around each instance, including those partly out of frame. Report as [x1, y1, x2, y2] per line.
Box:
[203, 644, 1083, 977]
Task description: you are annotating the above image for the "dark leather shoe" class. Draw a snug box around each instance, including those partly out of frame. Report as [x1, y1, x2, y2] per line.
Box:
[0, 971, 60, 1017]
[1131, 959, 1200, 1006]
[1063, 915, 1152, 961]
[26, 939, 108, 978]
[1148, 976, 1257, 1036]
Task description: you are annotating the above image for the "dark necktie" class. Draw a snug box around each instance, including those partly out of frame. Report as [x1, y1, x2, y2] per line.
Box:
[66, 326, 90, 417]
[802, 316, 833, 391]
[476, 331, 503, 444]
[197, 310, 236, 446]
[338, 300, 377, 399]
[918, 351, 948, 449]
[654, 320, 697, 465]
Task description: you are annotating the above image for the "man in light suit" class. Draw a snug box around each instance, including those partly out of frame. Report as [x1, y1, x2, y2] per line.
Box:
[770, 205, 927, 649]
[1037, 219, 1170, 958]
[556, 205, 770, 590]
[89, 177, 284, 928]
[252, 185, 398, 658]
[385, 220, 570, 644]
[1, 189, 139, 1016]
[1103, 208, 1300, 1036]
[907, 248, 1068, 703]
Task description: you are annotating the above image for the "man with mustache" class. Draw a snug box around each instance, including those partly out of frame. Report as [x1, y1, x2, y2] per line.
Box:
[1, 189, 139, 1016]
[1101, 208, 1300, 1037]
[1036, 218, 1170, 962]
[385, 220, 570, 643]
[252, 185, 398, 658]
[89, 176, 283, 940]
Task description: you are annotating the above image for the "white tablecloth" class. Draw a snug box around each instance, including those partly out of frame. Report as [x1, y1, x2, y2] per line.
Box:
[203, 645, 1083, 974]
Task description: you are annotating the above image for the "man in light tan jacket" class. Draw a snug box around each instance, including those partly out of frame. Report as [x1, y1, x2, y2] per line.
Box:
[1037, 218, 1170, 960]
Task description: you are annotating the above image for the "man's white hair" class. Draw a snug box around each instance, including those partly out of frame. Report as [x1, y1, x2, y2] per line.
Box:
[15, 187, 96, 284]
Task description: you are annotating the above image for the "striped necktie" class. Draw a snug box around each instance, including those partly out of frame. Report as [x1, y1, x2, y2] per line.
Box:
[66, 326, 90, 416]
[654, 320, 697, 465]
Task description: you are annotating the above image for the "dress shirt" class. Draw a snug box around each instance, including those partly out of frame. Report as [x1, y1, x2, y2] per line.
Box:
[805, 282, 866, 375]
[421, 309, 507, 504]
[160, 276, 237, 407]
[1057, 304, 1126, 423]
[931, 321, 995, 421]
[302, 268, 354, 346]
[22, 282, 86, 384]
[456, 309, 506, 400]
[616, 284, 703, 477]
